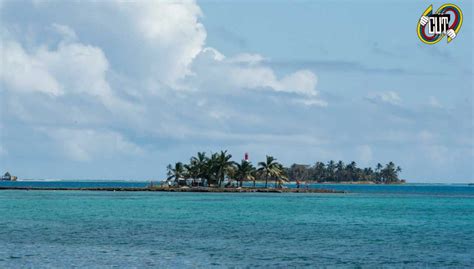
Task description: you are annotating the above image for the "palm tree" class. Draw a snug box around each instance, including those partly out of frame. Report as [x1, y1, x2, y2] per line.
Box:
[326, 160, 336, 181]
[187, 152, 208, 186]
[258, 155, 284, 188]
[235, 160, 256, 187]
[205, 152, 219, 186]
[375, 163, 383, 182]
[396, 166, 402, 175]
[165, 153, 404, 187]
[207, 150, 235, 187]
[345, 161, 357, 182]
[363, 167, 374, 181]
[254, 170, 262, 188]
[335, 160, 345, 182]
[184, 162, 197, 185]
[381, 162, 399, 182]
[273, 163, 287, 188]
[313, 162, 326, 182]
[167, 162, 185, 186]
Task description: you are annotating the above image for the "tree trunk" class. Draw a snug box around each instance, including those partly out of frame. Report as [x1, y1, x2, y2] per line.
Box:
[265, 174, 268, 188]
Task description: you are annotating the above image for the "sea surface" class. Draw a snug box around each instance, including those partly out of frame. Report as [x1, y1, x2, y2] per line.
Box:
[0, 182, 473, 268]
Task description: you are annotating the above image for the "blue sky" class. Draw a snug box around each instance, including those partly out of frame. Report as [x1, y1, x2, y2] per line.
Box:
[0, 0, 472, 182]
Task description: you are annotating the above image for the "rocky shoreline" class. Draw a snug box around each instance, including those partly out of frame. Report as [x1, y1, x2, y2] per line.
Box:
[0, 186, 345, 193]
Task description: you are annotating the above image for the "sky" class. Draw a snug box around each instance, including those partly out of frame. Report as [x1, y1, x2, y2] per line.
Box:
[0, 0, 472, 183]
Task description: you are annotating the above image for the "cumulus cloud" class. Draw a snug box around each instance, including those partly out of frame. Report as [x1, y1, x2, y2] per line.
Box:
[0, 0, 323, 164]
[36, 41, 128, 110]
[3, 0, 469, 182]
[189, 48, 321, 97]
[43, 128, 143, 161]
[228, 53, 265, 64]
[114, 0, 206, 84]
[0, 18, 143, 162]
[0, 41, 62, 96]
[1, 33, 135, 112]
[276, 70, 318, 96]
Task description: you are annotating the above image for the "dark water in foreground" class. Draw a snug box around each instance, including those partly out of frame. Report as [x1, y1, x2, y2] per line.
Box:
[0, 183, 473, 268]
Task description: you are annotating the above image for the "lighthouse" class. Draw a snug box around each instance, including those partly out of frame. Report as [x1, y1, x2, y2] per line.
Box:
[244, 152, 249, 162]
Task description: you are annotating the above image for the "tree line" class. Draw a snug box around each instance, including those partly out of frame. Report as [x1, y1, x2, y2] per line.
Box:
[286, 161, 403, 183]
[166, 151, 403, 188]
[167, 151, 285, 188]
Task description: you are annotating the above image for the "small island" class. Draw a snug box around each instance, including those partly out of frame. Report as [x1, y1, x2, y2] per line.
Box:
[0, 151, 403, 193]
[164, 151, 404, 189]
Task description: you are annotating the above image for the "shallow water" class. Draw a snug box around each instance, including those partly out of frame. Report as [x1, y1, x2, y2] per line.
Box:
[0, 185, 473, 268]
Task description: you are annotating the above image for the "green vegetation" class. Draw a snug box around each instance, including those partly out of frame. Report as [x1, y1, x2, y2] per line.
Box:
[287, 161, 403, 183]
[166, 152, 403, 187]
[257, 156, 287, 188]
[235, 159, 256, 187]
[167, 151, 238, 187]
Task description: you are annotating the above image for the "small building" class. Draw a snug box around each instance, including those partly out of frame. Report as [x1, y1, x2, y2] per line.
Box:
[1, 172, 17, 181]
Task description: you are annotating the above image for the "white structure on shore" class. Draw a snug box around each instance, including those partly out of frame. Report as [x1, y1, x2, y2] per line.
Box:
[1, 172, 17, 181]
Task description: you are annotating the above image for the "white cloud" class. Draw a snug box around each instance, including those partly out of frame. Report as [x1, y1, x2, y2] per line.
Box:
[51, 23, 77, 41]
[36, 41, 119, 108]
[191, 48, 320, 97]
[0, 41, 62, 96]
[43, 128, 143, 161]
[292, 97, 328, 107]
[0, 34, 134, 112]
[228, 53, 265, 65]
[201, 47, 225, 61]
[0, 21, 145, 162]
[367, 91, 401, 105]
[114, 0, 206, 84]
[0, 0, 470, 182]
[229, 65, 318, 96]
[21, 1, 206, 87]
[277, 70, 318, 96]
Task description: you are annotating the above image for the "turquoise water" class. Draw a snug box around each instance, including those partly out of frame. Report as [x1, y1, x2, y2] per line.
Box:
[0, 185, 473, 268]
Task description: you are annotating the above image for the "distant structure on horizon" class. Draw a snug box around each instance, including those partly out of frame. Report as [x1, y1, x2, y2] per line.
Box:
[244, 152, 249, 162]
[1, 172, 17, 181]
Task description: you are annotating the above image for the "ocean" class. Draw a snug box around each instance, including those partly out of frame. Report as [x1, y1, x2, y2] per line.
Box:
[0, 182, 473, 268]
